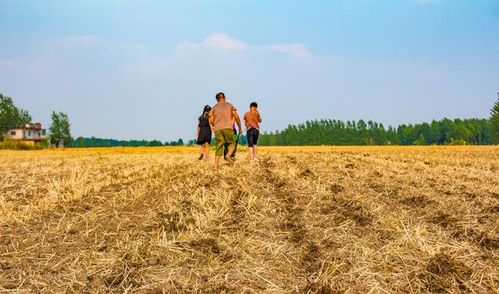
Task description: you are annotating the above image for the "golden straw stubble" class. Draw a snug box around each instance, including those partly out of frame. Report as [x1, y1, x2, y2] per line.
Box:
[0, 146, 497, 293]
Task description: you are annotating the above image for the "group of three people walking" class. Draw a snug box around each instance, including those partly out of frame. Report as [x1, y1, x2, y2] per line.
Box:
[196, 92, 262, 167]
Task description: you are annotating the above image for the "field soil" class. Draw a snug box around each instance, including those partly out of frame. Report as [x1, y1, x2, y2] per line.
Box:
[0, 146, 498, 293]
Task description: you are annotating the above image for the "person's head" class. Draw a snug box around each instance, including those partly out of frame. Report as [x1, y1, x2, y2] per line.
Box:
[250, 102, 258, 111]
[202, 105, 211, 116]
[215, 92, 226, 103]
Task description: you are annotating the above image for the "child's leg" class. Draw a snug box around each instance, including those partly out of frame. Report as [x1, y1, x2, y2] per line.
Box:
[253, 130, 259, 160]
[247, 129, 255, 160]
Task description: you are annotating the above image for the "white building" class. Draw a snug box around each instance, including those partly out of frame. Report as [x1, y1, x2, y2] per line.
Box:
[7, 123, 48, 146]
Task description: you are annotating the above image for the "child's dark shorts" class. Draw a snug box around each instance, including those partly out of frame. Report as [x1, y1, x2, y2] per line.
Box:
[247, 128, 259, 147]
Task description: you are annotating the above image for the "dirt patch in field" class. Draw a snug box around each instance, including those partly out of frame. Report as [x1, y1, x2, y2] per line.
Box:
[282, 212, 308, 244]
[153, 211, 187, 232]
[190, 238, 222, 255]
[300, 168, 315, 177]
[482, 205, 499, 214]
[329, 183, 344, 194]
[451, 228, 499, 250]
[400, 195, 434, 208]
[302, 282, 339, 294]
[301, 241, 322, 272]
[420, 253, 472, 293]
[331, 198, 375, 226]
[226, 187, 249, 229]
[429, 211, 457, 229]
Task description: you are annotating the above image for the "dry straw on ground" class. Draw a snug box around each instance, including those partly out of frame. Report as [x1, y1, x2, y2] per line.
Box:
[0, 146, 498, 293]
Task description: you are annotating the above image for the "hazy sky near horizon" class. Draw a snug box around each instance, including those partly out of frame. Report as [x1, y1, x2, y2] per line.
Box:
[1, 0, 498, 141]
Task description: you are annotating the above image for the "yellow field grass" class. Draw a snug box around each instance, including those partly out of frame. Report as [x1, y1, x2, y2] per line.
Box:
[0, 146, 498, 293]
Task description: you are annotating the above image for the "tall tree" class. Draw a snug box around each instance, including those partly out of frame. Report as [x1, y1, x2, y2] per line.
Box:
[490, 93, 499, 144]
[49, 111, 72, 145]
[0, 93, 32, 134]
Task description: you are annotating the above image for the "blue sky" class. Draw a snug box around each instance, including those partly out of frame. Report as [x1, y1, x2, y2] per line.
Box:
[1, 0, 498, 141]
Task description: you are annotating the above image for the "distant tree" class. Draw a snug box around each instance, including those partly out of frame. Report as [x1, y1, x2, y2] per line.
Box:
[357, 120, 369, 145]
[78, 137, 85, 148]
[258, 131, 269, 146]
[148, 140, 163, 146]
[431, 120, 444, 144]
[177, 138, 184, 146]
[239, 134, 247, 145]
[0, 93, 32, 134]
[374, 123, 388, 145]
[386, 126, 399, 145]
[419, 123, 434, 144]
[413, 133, 427, 145]
[490, 93, 499, 144]
[439, 118, 454, 144]
[49, 111, 72, 146]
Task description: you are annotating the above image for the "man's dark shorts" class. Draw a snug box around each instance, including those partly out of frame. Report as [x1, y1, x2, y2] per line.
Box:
[247, 128, 259, 147]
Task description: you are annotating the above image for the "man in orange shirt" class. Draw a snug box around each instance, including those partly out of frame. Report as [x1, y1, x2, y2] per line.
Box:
[243, 102, 262, 161]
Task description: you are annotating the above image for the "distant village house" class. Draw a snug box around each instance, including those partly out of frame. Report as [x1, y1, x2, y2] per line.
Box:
[7, 123, 48, 146]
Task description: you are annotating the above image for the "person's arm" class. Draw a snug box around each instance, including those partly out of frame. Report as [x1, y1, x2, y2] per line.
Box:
[257, 111, 262, 123]
[209, 113, 215, 129]
[232, 109, 243, 135]
[243, 113, 250, 130]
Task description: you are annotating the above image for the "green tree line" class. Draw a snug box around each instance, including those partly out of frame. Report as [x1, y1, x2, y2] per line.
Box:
[258, 118, 493, 146]
[70, 137, 183, 147]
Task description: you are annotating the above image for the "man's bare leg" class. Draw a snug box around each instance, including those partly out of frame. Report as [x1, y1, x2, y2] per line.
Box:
[248, 147, 254, 160]
[225, 146, 235, 159]
[253, 145, 258, 160]
[215, 155, 222, 168]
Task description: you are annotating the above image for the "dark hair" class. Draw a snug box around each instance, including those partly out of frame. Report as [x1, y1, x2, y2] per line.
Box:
[216, 92, 226, 101]
[202, 105, 211, 116]
[250, 102, 258, 108]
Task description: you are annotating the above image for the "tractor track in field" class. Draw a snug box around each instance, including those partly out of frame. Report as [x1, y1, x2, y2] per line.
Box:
[258, 155, 333, 292]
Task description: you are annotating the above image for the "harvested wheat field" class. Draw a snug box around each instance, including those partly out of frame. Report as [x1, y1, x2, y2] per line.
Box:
[0, 146, 498, 293]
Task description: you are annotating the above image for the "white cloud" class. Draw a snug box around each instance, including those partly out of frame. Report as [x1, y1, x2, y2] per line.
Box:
[176, 33, 311, 59]
[176, 33, 247, 53]
[268, 44, 311, 58]
[201, 33, 247, 50]
[0, 58, 16, 68]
